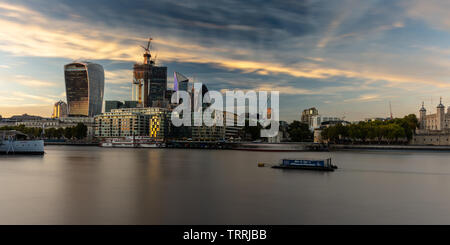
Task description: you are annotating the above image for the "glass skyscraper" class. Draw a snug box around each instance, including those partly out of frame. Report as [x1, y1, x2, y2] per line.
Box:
[149, 66, 167, 107]
[64, 62, 104, 117]
[174, 72, 189, 91]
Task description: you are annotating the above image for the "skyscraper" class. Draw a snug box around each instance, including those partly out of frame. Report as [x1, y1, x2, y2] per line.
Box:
[149, 66, 167, 107]
[64, 62, 104, 117]
[301, 107, 318, 129]
[174, 72, 189, 91]
[51, 100, 68, 118]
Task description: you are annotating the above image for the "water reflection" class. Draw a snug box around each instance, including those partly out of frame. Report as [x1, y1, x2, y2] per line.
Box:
[2, 146, 450, 224]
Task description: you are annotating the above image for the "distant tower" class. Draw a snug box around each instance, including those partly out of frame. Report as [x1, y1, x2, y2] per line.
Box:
[52, 100, 68, 118]
[174, 72, 189, 91]
[419, 102, 426, 130]
[437, 97, 445, 130]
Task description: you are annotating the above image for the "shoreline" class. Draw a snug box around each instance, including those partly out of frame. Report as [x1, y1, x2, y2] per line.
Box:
[329, 144, 450, 152]
[42, 142, 450, 152]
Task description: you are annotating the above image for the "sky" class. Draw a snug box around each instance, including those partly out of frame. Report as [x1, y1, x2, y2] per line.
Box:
[2, 0, 450, 121]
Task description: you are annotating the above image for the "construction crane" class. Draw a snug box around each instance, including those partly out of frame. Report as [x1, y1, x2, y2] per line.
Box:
[140, 37, 152, 65]
[134, 37, 153, 105]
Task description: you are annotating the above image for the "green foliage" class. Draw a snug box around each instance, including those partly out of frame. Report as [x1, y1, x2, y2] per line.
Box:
[64, 127, 73, 139]
[320, 114, 418, 144]
[0, 123, 88, 140]
[72, 123, 88, 140]
[242, 120, 262, 140]
[288, 120, 313, 142]
[0, 125, 42, 138]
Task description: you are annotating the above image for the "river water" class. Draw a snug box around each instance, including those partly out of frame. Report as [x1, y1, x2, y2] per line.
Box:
[1, 146, 450, 224]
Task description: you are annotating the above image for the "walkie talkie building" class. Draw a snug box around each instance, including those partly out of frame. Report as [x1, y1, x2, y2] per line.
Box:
[64, 62, 104, 117]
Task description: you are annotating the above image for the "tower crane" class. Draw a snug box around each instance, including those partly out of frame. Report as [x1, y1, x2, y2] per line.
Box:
[134, 37, 153, 105]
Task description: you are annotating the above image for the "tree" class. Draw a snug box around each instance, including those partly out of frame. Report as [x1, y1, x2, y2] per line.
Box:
[64, 127, 73, 139]
[242, 120, 262, 140]
[72, 123, 87, 140]
[288, 121, 312, 142]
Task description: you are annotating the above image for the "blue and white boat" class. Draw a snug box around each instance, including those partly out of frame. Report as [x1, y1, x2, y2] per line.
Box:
[272, 158, 337, 171]
[0, 131, 44, 155]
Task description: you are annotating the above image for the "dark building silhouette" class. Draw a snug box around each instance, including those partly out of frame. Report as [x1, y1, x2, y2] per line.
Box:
[149, 66, 167, 107]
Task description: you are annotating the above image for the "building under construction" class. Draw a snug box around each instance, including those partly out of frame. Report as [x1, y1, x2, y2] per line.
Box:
[132, 38, 167, 108]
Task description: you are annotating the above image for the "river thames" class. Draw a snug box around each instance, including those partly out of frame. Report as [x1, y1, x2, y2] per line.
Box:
[1, 146, 450, 224]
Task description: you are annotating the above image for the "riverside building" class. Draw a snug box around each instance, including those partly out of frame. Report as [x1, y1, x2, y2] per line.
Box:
[94, 107, 169, 141]
[412, 98, 450, 145]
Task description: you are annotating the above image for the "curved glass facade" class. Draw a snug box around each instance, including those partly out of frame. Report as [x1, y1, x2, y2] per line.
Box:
[64, 62, 104, 117]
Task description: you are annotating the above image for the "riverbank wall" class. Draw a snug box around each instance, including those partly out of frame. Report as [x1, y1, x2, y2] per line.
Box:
[329, 144, 450, 151]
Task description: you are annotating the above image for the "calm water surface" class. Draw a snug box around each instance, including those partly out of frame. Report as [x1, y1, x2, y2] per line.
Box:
[1, 146, 450, 224]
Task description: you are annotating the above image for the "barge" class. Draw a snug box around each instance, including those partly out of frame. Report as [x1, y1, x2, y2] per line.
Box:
[272, 158, 337, 171]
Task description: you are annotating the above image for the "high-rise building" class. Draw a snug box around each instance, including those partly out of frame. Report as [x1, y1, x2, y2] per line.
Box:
[104, 100, 124, 113]
[133, 63, 151, 106]
[104, 100, 139, 113]
[301, 107, 318, 129]
[64, 62, 104, 117]
[149, 66, 167, 107]
[51, 100, 68, 118]
[132, 38, 168, 108]
[174, 72, 189, 91]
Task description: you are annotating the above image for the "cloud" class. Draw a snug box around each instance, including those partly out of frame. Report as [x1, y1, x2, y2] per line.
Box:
[0, 0, 433, 89]
[2, 0, 450, 121]
[11, 91, 55, 104]
[344, 94, 381, 102]
[105, 69, 133, 85]
[404, 0, 450, 31]
[14, 75, 55, 87]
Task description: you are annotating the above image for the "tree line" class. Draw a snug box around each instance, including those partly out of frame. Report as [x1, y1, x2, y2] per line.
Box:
[320, 114, 418, 144]
[0, 123, 88, 140]
[241, 119, 313, 142]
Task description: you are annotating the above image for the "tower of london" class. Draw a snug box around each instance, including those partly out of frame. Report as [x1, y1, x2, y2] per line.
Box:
[413, 98, 450, 145]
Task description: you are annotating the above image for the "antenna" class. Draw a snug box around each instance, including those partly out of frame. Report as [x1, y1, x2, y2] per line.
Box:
[389, 101, 393, 119]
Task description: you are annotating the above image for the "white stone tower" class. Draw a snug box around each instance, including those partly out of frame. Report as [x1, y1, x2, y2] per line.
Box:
[437, 97, 445, 131]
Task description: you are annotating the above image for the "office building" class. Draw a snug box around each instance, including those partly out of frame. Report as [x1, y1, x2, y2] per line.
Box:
[174, 72, 189, 91]
[94, 107, 169, 141]
[310, 115, 342, 131]
[51, 100, 68, 119]
[301, 107, 318, 129]
[64, 62, 104, 117]
[191, 111, 242, 141]
[132, 65, 167, 107]
[149, 66, 167, 107]
[104, 100, 138, 113]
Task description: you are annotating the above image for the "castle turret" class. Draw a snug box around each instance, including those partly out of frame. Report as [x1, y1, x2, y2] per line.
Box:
[437, 97, 445, 131]
[419, 102, 426, 130]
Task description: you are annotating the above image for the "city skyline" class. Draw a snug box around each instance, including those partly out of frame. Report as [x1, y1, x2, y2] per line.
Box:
[3, 1, 450, 121]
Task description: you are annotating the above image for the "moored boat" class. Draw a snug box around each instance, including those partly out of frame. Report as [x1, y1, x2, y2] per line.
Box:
[0, 130, 44, 155]
[100, 136, 165, 148]
[272, 158, 337, 171]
